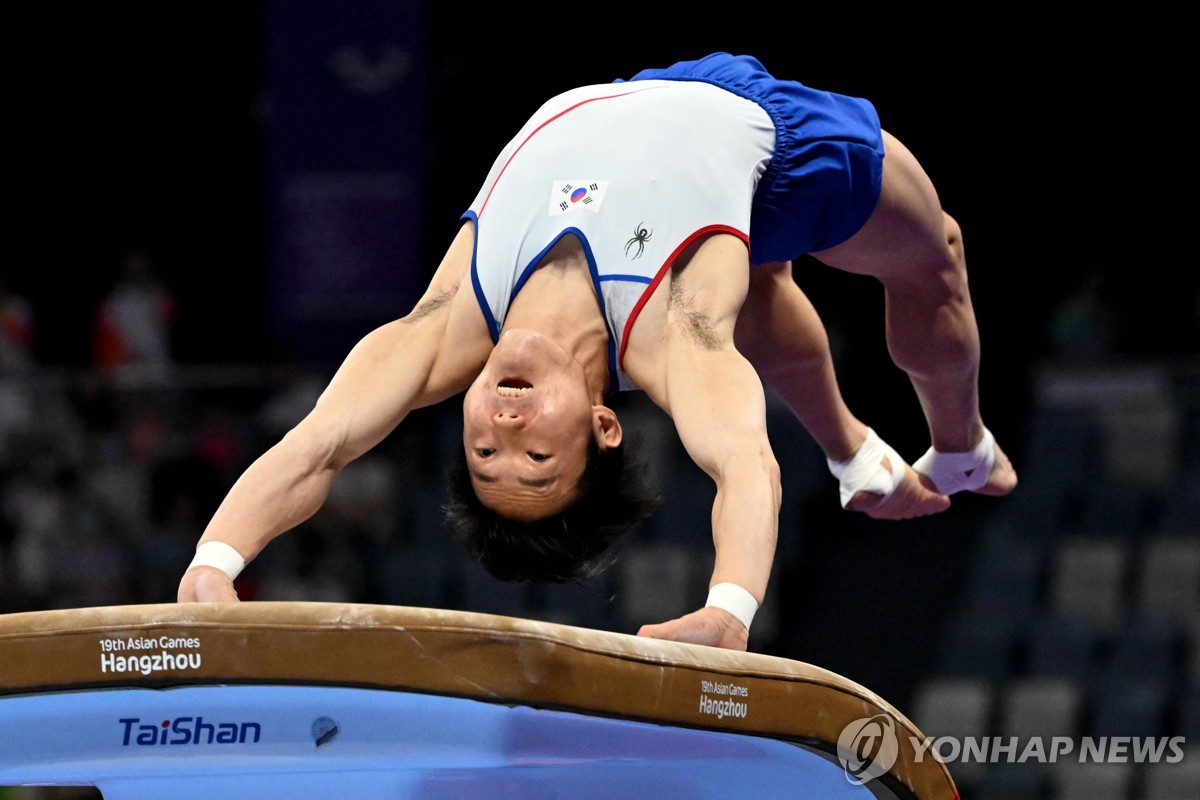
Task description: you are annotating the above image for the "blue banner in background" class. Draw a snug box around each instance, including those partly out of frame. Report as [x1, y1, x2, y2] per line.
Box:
[264, 1, 426, 363]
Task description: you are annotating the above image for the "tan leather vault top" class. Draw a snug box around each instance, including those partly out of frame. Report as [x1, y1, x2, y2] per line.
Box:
[0, 602, 957, 799]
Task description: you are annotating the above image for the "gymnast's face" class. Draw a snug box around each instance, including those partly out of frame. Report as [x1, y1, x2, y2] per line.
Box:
[462, 328, 612, 521]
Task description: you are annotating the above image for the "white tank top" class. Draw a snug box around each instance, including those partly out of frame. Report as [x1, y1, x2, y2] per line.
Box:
[463, 79, 774, 392]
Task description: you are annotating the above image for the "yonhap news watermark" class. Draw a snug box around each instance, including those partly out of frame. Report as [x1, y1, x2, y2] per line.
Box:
[836, 714, 1189, 786]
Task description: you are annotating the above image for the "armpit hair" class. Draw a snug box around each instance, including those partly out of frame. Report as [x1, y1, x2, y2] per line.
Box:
[668, 275, 722, 350]
[402, 287, 456, 323]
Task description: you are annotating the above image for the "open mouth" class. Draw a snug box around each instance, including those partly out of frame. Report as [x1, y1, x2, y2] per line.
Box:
[497, 378, 532, 398]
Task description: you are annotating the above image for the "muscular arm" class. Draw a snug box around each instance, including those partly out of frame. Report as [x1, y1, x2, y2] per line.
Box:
[666, 261, 780, 602]
[634, 236, 780, 647]
[180, 225, 489, 600]
[199, 309, 472, 555]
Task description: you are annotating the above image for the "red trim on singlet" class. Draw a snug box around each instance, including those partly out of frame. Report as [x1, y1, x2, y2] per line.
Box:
[617, 224, 749, 371]
[477, 87, 664, 218]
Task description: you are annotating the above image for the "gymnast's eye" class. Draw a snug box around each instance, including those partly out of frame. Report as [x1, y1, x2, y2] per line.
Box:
[528, 452, 549, 462]
[477, 448, 495, 458]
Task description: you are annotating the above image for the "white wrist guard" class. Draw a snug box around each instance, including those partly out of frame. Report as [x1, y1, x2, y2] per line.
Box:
[826, 428, 905, 508]
[913, 427, 996, 495]
[705, 583, 758, 631]
[187, 541, 246, 581]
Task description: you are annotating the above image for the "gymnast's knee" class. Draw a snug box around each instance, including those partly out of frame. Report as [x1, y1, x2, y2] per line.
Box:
[942, 212, 966, 269]
[899, 211, 969, 301]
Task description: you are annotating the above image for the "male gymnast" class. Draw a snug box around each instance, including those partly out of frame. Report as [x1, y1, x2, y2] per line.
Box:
[178, 53, 1017, 651]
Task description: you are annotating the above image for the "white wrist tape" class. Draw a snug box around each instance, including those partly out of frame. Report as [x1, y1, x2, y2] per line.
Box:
[913, 427, 996, 495]
[187, 541, 246, 581]
[705, 583, 758, 631]
[826, 428, 905, 508]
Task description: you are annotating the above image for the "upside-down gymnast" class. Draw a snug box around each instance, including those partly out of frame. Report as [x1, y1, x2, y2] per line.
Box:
[178, 52, 1018, 651]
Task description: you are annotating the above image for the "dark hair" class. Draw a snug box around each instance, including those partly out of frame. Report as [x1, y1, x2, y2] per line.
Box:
[444, 436, 659, 584]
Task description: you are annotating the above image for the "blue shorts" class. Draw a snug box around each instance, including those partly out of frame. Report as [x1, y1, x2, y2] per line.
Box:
[619, 53, 885, 264]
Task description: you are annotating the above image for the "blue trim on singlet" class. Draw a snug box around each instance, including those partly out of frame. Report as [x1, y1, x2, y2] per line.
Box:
[565, 228, 620, 399]
[467, 219, 620, 398]
[462, 211, 501, 341]
[599, 274, 654, 284]
[510, 238, 555, 302]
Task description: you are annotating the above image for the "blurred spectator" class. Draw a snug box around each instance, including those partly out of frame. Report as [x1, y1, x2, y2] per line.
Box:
[257, 360, 326, 440]
[5, 463, 133, 609]
[0, 275, 39, 479]
[1048, 273, 1117, 363]
[133, 452, 223, 602]
[0, 374, 35, 468]
[90, 247, 177, 375]
[0, 275, 36, 375]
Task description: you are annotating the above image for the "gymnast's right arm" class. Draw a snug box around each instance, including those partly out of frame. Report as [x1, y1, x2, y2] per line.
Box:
[178, 224, 489, 603]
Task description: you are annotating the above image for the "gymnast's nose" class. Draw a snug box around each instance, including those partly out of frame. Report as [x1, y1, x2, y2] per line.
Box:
[494, 409, 525, 426]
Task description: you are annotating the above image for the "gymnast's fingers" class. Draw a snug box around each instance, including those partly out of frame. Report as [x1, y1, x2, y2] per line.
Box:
[638, 607, 748, 651]
[177, 567, 240, 603]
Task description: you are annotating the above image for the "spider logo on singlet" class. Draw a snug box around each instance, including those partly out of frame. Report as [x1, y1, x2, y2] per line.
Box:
[625, 223, 652, 260]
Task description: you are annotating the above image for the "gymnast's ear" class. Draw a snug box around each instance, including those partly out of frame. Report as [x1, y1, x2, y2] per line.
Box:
[592, 405, 623, 449]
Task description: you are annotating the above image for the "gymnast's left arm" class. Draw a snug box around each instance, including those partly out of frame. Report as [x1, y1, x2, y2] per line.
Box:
[636, 257, 781, 651]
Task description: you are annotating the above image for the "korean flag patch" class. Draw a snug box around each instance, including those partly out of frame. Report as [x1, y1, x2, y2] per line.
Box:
[549, 180, 609, 216]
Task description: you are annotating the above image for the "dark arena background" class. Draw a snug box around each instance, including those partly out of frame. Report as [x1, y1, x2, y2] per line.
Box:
[4, 4, 1197, 799]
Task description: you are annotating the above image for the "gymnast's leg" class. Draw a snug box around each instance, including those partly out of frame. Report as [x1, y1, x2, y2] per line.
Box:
[808, 130, 1017, 497]
[735, 261, 950, 519]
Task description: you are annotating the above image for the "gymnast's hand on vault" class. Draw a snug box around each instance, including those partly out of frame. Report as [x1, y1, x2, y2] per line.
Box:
[177, 567, 240, 603]
[637, 606, 749, 651]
